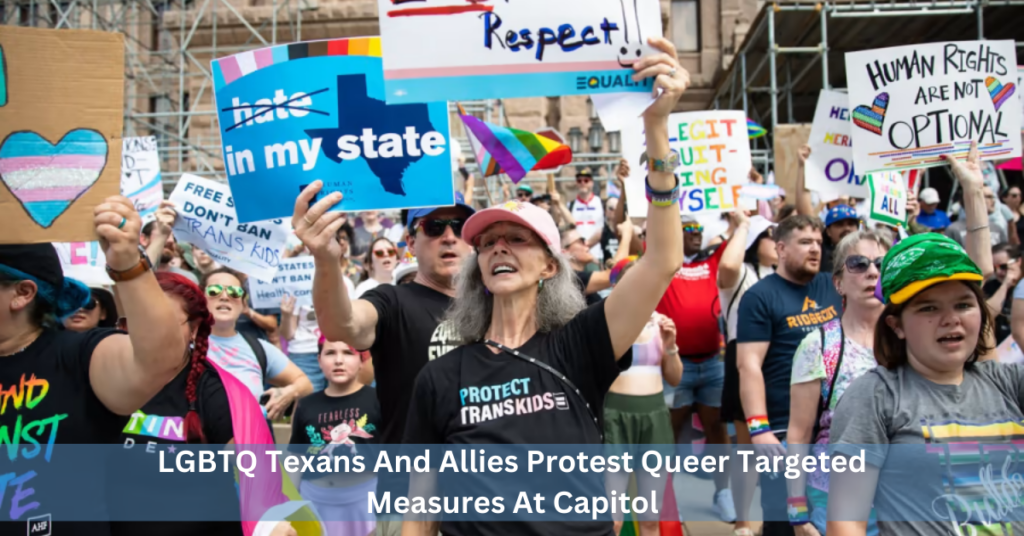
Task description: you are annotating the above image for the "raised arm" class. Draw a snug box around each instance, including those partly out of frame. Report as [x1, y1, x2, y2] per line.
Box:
[605, 36, 687, 358]
[278, 295, 299, 341]
[795, 145, 815, 217]
[658, 315, 683, 387]
[945, 142, 993, 278]
[460, 159, 475, 206]
[718, 210, 750, 290]
[89, 196, 188, 416]
[293, 182, 380, 351]
[550, 189, 574, 228]
[612, 159, 629, 227]
[144, 200, 177, 267]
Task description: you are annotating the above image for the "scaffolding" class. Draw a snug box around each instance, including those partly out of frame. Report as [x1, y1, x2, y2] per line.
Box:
[710, 0, 1024, 174]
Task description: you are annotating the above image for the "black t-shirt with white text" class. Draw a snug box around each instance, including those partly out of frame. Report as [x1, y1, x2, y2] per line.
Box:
[404, 302, 629, 536]
[288, 386, 381, 482]
[109, 365, 239, 536]
[599, 224, 619, 263]
[0, 328, 127, 536]
[361, 282, 454, 445]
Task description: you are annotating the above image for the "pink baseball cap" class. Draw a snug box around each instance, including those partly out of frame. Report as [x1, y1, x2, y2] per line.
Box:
[462, 201, 560, 254]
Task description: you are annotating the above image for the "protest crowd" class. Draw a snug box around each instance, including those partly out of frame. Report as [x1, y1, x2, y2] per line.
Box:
[2, 7, 1024, 536]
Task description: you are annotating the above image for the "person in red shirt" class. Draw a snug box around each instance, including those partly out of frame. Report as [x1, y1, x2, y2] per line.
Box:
[656, 214, 736, 523]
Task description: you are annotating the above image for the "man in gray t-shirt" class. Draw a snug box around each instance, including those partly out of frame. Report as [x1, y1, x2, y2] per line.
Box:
[830, 361, 1024, 536]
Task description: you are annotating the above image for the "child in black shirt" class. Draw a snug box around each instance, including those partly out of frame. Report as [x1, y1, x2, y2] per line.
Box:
[289, 338, 380, 534]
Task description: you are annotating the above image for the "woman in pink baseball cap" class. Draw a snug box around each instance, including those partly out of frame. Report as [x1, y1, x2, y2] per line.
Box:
[402, 35, 690, 536]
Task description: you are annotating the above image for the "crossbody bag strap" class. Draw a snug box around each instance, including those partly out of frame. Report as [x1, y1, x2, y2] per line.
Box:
[484, 339, 603, 442]
[822, 324, 846, 411]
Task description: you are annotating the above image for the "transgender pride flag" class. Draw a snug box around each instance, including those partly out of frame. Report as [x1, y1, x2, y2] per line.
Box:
[0, 129, 107, 227]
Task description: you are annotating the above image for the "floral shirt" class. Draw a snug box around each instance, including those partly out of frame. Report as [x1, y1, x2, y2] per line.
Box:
[791, 318, 879, 492]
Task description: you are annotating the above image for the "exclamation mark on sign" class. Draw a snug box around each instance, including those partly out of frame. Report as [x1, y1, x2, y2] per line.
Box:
[0, 45, 7, 106]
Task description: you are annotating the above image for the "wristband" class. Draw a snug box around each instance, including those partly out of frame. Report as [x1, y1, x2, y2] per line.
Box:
[746, 415, 771, 437]
[645, 175, 681, 207]
[787, 496, 810, 525]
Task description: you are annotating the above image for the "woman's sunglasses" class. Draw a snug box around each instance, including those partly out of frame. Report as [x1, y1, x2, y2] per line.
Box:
[80, 299, 99, 312]
[205, 284, 246, 299]
[844, 255, 884, 274]
[373, 248, 398, 259]
[417, 218, 464, 239]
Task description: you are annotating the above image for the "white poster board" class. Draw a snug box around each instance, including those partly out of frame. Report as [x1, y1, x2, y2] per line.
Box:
[54, 241, 113, 286]
[376, 0, 661, 104]
[624, 111, 752, 217]
[120, 136, 163, 222]
[846, 40, 1021, 173]
[168, 174, 289, 282]
[867, 171, 907, 227]
[806, 90, 868, 198]
[248, 258, 315, 309]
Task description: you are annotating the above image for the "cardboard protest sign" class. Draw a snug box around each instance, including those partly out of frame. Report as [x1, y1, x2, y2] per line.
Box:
[168, 174, 289, 282]
[121, 136, 163, 222]
[845, 41, 1021, 173]
[0, 26, 123, 244]
[867, 171, 907, 227]
[376, 0, 660, 104]
[54, 241, 113, 286]
[211, 36, 455, 223]
[806, 90, 868, 198]
[623, 111, 752, 218]
[249, 258, 315, 309]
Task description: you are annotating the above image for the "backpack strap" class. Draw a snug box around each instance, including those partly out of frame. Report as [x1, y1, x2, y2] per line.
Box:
[812, 322, 846, 441]
[240, 331, 269, 382]
[822, 323, 846, 411]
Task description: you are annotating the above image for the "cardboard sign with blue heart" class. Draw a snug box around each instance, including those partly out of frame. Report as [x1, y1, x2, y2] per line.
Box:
[0, 26, 124, 244]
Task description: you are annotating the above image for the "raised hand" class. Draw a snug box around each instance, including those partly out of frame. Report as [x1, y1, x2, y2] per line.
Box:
[292, 181, 346, 262]
[942, 141, 984, 190]
[632, 36, 690, 120]
[615, 158, 630, 188]
[798, 144, 811, 165]
[280, 295, 297, 316]
[154, 200, 178, 236]
[94, 196, 144, 271]
[728, 208, 750, 228]
[657, 315, 677, 350]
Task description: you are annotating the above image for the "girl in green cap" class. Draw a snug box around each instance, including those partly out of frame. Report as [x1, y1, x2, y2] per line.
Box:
[826, 144, 1024, 536]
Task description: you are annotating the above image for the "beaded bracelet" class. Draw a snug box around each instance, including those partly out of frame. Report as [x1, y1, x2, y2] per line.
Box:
[787, 496, 810, 525]
[645, 175, 681, 207]
[746, 415, 771, 437]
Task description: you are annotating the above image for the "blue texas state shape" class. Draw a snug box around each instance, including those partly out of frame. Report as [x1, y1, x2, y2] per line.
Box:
[305, 74, 434, 196]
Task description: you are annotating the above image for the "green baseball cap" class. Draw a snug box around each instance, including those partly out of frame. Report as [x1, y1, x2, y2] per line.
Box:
[880, 233, 983, 305]
[516, 183, 534, 194]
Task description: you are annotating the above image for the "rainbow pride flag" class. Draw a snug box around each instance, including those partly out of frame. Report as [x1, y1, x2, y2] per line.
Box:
[747, 118, 767, 139]
[458, 104, 572, 183]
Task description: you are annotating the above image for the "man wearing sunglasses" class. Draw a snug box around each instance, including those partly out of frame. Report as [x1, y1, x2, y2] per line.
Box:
[654, 214, 736, 520]
[568, 168, 606, 264]
[515, 183, 534, 203]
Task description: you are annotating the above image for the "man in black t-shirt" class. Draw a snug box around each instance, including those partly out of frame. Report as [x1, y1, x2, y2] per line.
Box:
[0, 198, 190, 535]
[291, 186, 474, 446]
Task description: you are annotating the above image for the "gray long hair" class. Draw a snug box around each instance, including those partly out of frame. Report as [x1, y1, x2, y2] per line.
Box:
[445, 251, 586, 345]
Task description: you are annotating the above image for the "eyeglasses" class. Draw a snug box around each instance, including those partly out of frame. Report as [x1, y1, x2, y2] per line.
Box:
[997, 263, 1009, 271]
[576, 177, 592, 184]
[417, 218, 464, 239]
[474, 228, 537, 252]
[205, 284, 246, 299]
[517, 191, 532, 199]
[682, 224, 704, 234]
[844, 255, 884, 274]
[373, 248, 398, 259]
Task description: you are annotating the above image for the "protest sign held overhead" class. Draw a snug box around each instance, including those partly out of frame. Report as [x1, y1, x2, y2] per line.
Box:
[249, 258, 316, 309]
[867, 171, 907, 228]
[0, 26, 123, 244]
[168, 174, 288, 282]
[376, 0, 660, 104]
[846, 40, 1021, 173]
[623, 111, 752, 218]
[211, 36, 455, 223]
[121, 136, 163, 222]
[806, 90, 868, 198]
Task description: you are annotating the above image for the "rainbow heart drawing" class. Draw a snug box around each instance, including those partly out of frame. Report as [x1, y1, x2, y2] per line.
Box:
[985, 76, 1015, 112]
[0, 129, 108, 228]
[852, 93, 889, 136]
